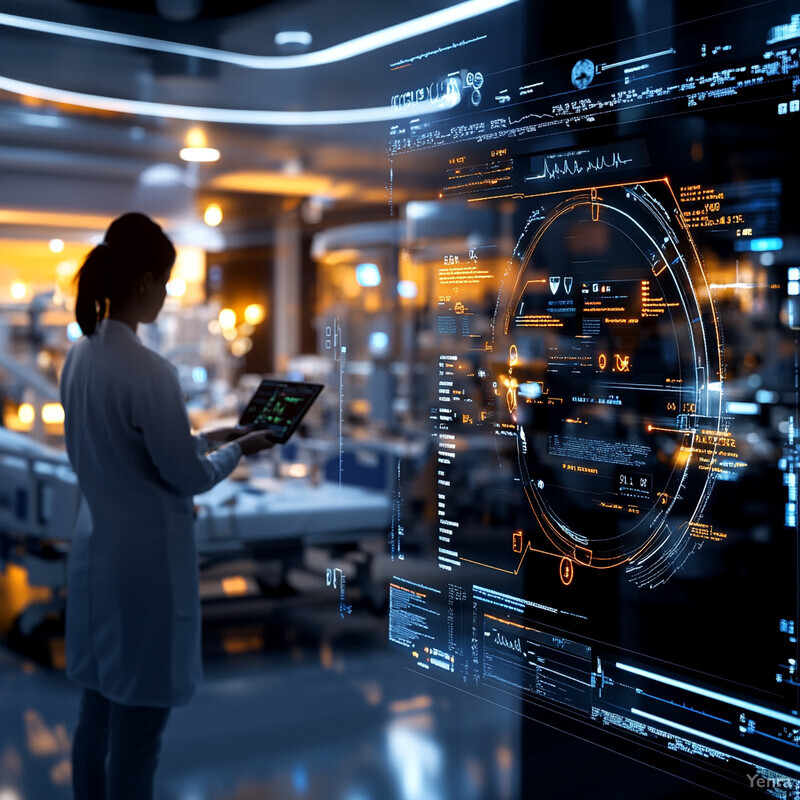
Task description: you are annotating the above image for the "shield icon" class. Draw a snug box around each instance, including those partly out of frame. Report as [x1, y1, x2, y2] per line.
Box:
[549, 277, 561, 294]
[564, 277, 573, 294]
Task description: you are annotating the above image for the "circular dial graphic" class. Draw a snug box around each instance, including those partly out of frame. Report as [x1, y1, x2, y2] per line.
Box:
[493, 182, 724, 587]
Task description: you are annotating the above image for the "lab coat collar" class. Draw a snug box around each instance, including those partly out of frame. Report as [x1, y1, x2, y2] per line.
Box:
[98, 318, 139, 341]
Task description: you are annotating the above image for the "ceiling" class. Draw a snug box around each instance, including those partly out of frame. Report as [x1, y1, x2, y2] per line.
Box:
[72, 0, 277, 21]
[0, 0, 512, 249]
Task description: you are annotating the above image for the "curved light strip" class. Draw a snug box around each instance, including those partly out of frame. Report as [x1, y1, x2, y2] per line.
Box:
[0, 75, 461, 126]
[0, 0, 518, 71]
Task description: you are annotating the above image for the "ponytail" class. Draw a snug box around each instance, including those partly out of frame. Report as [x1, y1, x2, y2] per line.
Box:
[74, 243, 112, 336]
[71, 213, 176, 337]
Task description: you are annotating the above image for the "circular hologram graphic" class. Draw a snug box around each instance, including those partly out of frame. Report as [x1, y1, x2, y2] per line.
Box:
[492, 181, 724, 587]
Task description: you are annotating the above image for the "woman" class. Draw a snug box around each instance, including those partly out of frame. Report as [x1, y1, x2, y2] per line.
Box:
[60, 213, 273, 799]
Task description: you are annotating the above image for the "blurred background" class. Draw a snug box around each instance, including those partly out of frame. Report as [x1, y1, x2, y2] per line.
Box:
[0, 1, 796, 798]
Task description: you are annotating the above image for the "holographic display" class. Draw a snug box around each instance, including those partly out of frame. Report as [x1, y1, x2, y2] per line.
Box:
[383, 1, 800, 797]
[492, 180, 725, 588]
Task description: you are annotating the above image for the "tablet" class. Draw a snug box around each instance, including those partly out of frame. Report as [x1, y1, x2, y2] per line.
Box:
[237, 380, 324, 443]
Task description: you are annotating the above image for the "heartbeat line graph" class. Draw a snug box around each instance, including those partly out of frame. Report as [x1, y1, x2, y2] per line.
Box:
[493, 632, 523, 652]
[508, 111, 555, 125]
[527, 151, 634, 182]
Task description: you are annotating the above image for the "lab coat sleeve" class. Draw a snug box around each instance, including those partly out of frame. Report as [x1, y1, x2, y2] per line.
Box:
[193, 433, 211, 456]
[133, 359, 241, 495]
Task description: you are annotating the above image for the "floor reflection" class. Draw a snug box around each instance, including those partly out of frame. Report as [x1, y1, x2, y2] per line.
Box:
[0, 603, 707, 799]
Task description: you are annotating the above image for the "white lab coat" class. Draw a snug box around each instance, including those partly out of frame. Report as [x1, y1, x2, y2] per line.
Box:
[60, 319, 241, 707]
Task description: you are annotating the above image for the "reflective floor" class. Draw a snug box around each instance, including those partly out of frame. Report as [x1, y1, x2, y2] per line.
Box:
[0, 601, 713, 800]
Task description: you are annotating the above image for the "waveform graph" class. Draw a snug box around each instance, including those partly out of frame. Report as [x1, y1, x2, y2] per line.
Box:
[482, 615, 594, 712]
[525, 141, 650, 190]
[489, 179, 725, 588]
[531, 150, 633, 182]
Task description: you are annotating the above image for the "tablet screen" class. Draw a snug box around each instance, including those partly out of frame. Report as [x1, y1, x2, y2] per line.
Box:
[237, 380, 323, 443]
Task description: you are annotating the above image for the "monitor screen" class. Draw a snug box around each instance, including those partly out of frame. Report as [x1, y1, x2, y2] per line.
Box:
[238, 380, 323, 443]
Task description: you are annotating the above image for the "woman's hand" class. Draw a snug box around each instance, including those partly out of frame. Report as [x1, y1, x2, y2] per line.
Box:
[203, 425, 247, 444]
[236, 430, 276, 456]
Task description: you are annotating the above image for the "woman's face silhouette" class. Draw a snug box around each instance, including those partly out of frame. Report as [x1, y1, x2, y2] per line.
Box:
[139, 268, 170, 324]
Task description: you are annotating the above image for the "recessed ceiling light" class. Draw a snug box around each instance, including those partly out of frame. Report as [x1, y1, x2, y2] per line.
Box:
[274, 31, 312, 47]
[179, 147, 220, 162]
[140, 163, 194, 187]
[203, 203, 223, 227]
[185, 126, 207, 148]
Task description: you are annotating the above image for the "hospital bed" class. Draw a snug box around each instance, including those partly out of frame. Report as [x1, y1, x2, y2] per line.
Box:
[0, 428, 393, 637]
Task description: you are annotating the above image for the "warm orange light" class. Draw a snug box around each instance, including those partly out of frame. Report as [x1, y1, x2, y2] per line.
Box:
[41, 403, 65, 424]
[209, 170, 352, 198]
[285, 462, 308, 478]
[230, 337, 253, 358]
[185, 127, 207, 148]
[388, 695, 433, 714]
[0, 564, 52, 636]
[203, 202, 223, 226]
[221, 632, 264, 654]
[18, 403, 35, 425]
[10, 282, 26, 300]
[48, 238, 64, 253]
[244, 303, 265, 325]
[221, 576, 249, 596]
[218, 308, 236, 329]
[0, 208, 113, 236]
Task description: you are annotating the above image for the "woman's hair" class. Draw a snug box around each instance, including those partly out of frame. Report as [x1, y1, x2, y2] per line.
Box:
[74, 212, 176, 336]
